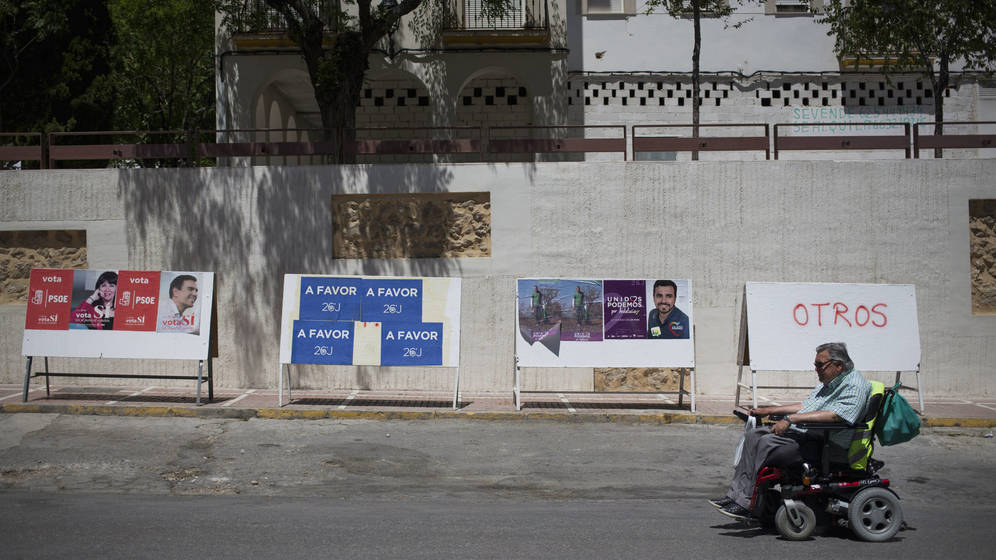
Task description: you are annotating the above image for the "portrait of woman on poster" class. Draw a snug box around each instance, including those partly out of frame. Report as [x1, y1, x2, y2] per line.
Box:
[71, 271, 117, 330]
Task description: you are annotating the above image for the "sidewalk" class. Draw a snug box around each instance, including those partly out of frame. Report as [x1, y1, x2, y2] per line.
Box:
[2, 383, 995, 427]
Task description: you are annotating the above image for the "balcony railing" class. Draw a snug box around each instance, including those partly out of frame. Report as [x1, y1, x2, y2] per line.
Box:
[227, 0, 341, 33]
[225, 0, 547, 34]
[446, 0, 548, 31]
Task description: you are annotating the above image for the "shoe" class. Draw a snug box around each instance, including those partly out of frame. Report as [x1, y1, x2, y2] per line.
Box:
[708, 497, 734, 509]
[717, 502, 752, 520]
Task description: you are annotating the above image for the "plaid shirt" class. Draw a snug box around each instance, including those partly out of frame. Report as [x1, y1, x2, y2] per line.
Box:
[794, 368, 871, 452]
[798, 368, 871, 424]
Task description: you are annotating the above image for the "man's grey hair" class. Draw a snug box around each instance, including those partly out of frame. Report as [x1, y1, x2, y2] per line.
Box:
[815, 342, 854, 371]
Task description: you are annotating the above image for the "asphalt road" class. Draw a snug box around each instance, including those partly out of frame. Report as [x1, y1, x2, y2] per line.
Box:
[1, 413, 995, 558]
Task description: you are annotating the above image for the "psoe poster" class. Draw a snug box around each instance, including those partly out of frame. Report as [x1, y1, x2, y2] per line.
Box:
[516, 278, 694, 368]
[22, 269, 214, 361]
[278, 275, 461, 367]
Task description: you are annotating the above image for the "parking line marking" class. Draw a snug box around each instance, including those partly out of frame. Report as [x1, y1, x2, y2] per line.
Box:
[221, 389, 256, 407]
[106, 386, 155, 405]
[339, 391, 358, 410]
[557, 393, 576, 412]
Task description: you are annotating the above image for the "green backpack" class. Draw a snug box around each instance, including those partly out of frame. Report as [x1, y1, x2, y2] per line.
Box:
[874, 382, 921, 446]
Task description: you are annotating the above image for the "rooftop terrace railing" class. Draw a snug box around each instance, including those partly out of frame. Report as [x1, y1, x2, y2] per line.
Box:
[773, 122, 912, 159]
[3, 122, 996, 169]
[913, 121, 996, 158]
[633, 124, 770, 160]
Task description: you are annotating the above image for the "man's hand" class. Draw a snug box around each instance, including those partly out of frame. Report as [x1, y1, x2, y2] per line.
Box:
[771, 418, 792, 435]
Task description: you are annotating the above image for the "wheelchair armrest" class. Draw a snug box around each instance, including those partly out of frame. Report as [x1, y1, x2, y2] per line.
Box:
[794, 421, 870, 430]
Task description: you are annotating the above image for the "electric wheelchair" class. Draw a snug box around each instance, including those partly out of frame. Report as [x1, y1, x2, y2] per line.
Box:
[735, 381, 905, 541]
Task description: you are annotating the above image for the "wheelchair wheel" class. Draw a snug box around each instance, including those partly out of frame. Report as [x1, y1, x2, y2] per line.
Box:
[847, 487, 903, 542]
[774, 502, 816, 540]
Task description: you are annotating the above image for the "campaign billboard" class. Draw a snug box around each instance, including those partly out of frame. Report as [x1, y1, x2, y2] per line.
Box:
[278, 274, 461, 367]
[743, 282, 921, 372]
[22, 269, 214, 361]
[516, 278, 694, 367]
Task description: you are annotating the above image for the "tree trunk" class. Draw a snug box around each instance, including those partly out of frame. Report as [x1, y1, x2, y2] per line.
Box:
[691, 0, 701, 161]
[262, 0, 415, 164]
[300, 29, 369, 165]
[931, 55, 949, 159]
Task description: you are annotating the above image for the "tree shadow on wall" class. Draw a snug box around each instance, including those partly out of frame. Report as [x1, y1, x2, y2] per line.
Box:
[117, 163, 461, 388]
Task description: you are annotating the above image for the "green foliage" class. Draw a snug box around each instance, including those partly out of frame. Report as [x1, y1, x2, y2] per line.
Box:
[822, 0, 995, 148]
[214, 0, 353, 34]
[1, 0, 214, 140]
[102, 0, 216, 132]
[0, 0, 115, 133]
[820, 0, 996, 75]
[644, 0, 734, 18]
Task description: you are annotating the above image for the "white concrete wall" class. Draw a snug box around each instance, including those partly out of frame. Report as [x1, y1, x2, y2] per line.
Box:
[2, 159, 994, 396]
[571, 3, 976, 74]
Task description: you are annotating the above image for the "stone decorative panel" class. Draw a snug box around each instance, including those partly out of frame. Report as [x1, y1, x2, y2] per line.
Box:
[0, 230, 87, 304]
[332, 193, 491, 259]
[970, 199, 996, 314]
[594, 367, 690, 392]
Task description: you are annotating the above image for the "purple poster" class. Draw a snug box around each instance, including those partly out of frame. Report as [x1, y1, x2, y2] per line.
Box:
[603, 280, 647, 339]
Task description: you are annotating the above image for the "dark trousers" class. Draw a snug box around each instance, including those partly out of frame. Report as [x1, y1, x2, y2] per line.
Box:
[726, 427, 820, 508]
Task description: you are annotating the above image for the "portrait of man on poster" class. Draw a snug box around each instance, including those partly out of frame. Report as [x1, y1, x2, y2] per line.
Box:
[648, 279, 690, 339]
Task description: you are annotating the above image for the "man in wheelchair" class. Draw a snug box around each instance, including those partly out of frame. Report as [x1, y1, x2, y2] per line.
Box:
[712, 342, 903, 541]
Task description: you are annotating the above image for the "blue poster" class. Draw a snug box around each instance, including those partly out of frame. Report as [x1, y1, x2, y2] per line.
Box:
[380, 322, 443, 366]
[361, 279, 423, 323]
[299, 277, 363, 321]
[290, 320, 355, 365]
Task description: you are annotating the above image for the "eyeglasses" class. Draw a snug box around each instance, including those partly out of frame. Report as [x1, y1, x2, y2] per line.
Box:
[814, 360, 834, 371]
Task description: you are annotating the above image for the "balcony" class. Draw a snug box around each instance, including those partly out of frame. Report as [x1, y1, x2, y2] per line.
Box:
[441, 0, 550, 47]
[227, 0, 341, 50]
[225, 0, 551, 49]
[838, 53, 931, 72]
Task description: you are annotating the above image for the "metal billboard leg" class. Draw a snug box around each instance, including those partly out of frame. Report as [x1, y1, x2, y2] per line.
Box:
[514, 357, 521, 411]
[452, 367, 461, 411]
[678, 368, 685, 409]
[690, 367, 697, 413]
[196, 360, 203, 405]
[22, 356, 33, 402]
[207, 357, 214, 402]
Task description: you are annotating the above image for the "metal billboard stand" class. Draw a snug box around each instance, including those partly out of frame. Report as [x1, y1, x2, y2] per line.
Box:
[22, 354, 214, 405]
[513, 278, 697, 412]
[279, 362, 460, 410]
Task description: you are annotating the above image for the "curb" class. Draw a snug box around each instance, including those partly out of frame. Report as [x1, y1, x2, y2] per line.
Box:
[3, 402, 993, 428]
[1, 402, 740, 425]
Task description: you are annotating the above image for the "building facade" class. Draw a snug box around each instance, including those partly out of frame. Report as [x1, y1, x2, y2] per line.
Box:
[215, 1, 995, 163]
